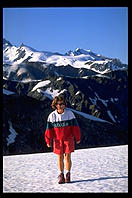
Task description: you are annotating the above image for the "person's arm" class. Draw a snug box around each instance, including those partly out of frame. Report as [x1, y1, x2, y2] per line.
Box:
[45, 118, 54, 147]
[72, 118, 81, 143]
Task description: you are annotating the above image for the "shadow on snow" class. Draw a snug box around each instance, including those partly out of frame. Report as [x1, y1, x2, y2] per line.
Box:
[70, 176, 128, 184]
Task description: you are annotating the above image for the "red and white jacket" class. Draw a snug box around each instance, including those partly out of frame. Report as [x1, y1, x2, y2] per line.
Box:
[45, 108, 81, 145]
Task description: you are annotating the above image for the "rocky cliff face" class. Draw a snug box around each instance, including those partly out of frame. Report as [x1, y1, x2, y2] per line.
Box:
[3, 39, 128, 156]
[3, 93, 127, 156]
[3, 69, 128, 155]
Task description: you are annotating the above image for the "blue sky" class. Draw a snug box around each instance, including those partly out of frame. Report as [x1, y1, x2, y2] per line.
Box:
[3, 7, 128, 64]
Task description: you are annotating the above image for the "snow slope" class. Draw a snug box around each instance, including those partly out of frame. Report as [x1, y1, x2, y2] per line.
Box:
[3, 39, 102, 66]
[3, 145, 128, 193]
[3, 40, 55, 65]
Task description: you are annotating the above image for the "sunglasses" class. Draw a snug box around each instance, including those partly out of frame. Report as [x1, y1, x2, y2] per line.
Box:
[57, 103, 65, 106]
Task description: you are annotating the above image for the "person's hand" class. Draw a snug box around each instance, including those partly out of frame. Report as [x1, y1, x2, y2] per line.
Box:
[47, 144, 51, 147]
[76, 141, 80, 144]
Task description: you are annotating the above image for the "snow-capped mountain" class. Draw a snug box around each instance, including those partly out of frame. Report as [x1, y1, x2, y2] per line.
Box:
[3, 39, 127, 80]
[3, 38, 61, 65]
[3, 39, 128, 156]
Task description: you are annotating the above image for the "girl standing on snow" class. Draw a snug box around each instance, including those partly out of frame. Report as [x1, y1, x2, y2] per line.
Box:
[45, 95, 81, 184]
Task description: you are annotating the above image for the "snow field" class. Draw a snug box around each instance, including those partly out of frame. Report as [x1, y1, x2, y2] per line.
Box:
[3, 145, 128, 193]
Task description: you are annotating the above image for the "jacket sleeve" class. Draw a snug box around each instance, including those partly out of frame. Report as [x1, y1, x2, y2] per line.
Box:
[45, 119, 54, 145]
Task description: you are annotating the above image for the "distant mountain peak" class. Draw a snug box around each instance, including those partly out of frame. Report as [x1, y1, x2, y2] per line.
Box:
[3, 38, 12, 47]
[65, 48, 92, 56]
[75, 48, 91, 55]
[19, 43, 37, 52]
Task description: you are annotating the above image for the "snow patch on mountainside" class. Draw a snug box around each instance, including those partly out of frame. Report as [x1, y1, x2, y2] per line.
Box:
[69, 108, 110, 123]
[31, 80, 51, 92]
[37, 88, 67, 100]
[3, 89, 15, 95]
[6, 120, 18, 146]
[3, 45, 18, 65]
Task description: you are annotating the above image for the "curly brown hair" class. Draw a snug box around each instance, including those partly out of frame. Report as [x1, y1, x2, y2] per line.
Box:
[51, 95, 66, 109]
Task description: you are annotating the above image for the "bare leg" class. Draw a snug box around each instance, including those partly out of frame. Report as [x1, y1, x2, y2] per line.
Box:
[57, 154, 65, 184]
[64, 153, 72, 172]
[57, 154, 64, 173]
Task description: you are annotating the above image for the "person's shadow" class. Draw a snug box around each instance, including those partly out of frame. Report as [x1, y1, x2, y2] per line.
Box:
[70, 175, 128, 184]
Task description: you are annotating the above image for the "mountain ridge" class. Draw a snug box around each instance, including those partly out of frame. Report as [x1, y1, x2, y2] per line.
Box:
[3, 38, 127, 82]
[3, 38, 128, 156]
[3, 38, 127, 70]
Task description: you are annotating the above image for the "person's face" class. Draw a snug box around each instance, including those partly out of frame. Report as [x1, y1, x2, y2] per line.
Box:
[56, 100, 65, 111]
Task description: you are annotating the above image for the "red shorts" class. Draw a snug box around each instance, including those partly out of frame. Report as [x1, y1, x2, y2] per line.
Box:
[53, 138, 75, 154]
